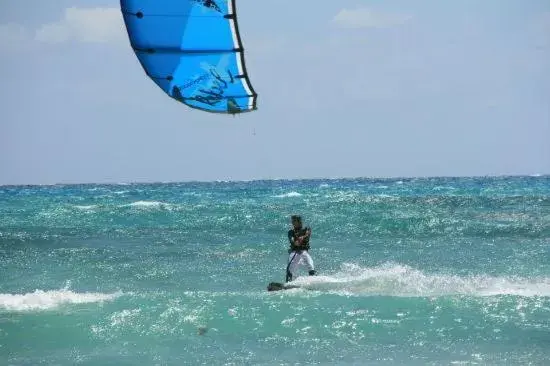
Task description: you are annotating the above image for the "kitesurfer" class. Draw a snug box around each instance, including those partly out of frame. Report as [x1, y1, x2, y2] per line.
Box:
[286, 215, 316, 282]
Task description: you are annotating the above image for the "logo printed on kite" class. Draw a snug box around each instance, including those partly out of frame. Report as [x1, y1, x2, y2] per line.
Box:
[192, 0, 222, 13]
[181, 73, 211, 90]
[190, 68, 234, 106]
[171, 68, 239, 112]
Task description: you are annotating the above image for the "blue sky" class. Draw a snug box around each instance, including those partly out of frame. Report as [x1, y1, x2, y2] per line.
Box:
[1, 0, 549, 184]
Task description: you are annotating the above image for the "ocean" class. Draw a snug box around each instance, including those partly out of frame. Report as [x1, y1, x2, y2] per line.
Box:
[1, 176, 549, 365]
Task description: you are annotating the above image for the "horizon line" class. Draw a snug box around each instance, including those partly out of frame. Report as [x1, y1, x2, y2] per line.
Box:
[0, 173, 547, 188]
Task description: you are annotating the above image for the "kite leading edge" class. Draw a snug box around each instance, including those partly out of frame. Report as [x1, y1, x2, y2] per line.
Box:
[120, 0, 258, 114]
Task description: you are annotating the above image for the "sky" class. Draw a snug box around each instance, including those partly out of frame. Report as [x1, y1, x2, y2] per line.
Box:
[1, 0, 549, 185]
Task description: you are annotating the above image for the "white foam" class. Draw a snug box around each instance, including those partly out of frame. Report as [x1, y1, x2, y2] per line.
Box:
[74, 205, 97, 211]
[274, 192, 302, 198]
[288, 262, 550, 298]
[110, 308, 141, 327]
[127, 201, 163, 207]
[0, 289, 123, 311]
[124, 201, 176, 210]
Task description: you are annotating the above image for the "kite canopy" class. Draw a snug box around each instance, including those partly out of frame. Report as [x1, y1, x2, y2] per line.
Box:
[120, 0, 257, 114]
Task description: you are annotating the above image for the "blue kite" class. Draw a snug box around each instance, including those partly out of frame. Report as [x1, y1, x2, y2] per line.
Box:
[121, 0, 258, 114]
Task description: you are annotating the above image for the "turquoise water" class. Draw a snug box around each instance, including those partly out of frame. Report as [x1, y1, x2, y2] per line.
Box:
[1, 176, 549, 365]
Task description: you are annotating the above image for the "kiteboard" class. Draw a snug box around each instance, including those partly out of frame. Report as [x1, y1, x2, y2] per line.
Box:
[267, 282, 301, 292]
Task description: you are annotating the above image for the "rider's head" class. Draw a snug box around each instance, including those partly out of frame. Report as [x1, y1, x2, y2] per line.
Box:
[291, 215, 302, 229]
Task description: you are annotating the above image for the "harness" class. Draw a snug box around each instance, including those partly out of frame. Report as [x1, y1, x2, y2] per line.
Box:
[288, 227, 311, 251]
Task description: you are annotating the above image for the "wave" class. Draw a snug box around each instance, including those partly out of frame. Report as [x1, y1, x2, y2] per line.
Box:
[287, 263, 550, 298]
[123, 201, 179, 210]
[274, 192, 302, 198]
[0, 288, 123, 312]
[126, 201, 165, 208]
[73, 205, 98, 211]
[66, 201, 179, 213]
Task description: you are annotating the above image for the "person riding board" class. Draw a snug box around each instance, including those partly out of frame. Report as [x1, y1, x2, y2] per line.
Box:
[286, 215, 316, 282]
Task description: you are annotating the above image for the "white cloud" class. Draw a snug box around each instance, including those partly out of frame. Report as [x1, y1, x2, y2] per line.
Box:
[332, 8, 412, 29]
[0, 23, 28, 45]
[35, 7, 125, 44]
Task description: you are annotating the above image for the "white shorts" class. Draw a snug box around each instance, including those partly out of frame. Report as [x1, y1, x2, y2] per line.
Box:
[287, 250, 315, 279]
